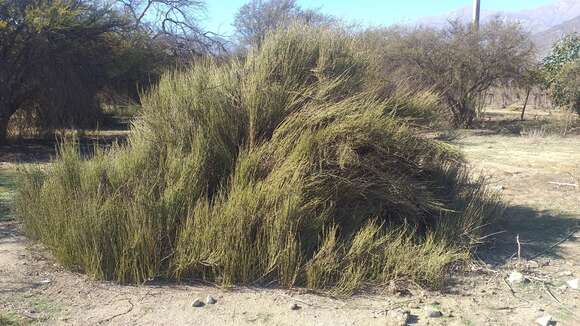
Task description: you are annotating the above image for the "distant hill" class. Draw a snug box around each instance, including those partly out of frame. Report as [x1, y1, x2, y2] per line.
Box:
[416, 0, 580, 34]
[414, 0, 580, 59]
[417, 0, 580, 34]
[532, 15, 580, 57]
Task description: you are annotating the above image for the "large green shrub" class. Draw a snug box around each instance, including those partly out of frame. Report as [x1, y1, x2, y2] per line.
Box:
[16, 25, 503, 294]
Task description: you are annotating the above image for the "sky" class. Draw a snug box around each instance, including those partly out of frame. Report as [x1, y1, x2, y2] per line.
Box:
[201, 0, 554, 37]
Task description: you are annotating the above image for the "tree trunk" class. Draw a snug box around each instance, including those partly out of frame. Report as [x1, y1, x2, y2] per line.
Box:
[457, 102, 475, 128]
[0, 114, 9, 144]
[520, 88, 531, 121]
[0, 101, 17, 144]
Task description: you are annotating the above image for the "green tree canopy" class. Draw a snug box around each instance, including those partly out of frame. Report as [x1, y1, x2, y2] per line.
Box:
[542, 33, 580, 114]
[0, 0, 123, 141]
[0, 0, 219, 142]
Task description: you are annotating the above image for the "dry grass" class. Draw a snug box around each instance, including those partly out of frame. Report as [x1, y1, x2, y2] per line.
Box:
[455, 107, 580, 216]
[0, 167, 17, 221]
[477, 106, 580, 137]
[15, 25, 503, 294]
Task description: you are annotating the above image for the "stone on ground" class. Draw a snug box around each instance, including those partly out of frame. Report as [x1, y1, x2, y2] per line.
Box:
[290, 303, 301, 310]
[386, 308, 410, 325]
[206, 295, 217, 304]
[424, 306, 442, 318]
[508, 271, 527, 284]
[566, 278, 579, 290]
[535, 314, 553, 326]
[191, 298, 204, 307]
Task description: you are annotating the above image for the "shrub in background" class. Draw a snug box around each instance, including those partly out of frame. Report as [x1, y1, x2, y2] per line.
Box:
[360, 20, 535, 128]
[543, 33, 580, 115]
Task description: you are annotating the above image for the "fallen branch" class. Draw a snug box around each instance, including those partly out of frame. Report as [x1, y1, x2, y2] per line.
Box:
[542, 282, 560, 304]
[97, 299, 134, 325]
[548, 182, 578, 188]
[502, 277, 530, 304]
[516, 234, 522, 261]
[529, 226, 580, 260]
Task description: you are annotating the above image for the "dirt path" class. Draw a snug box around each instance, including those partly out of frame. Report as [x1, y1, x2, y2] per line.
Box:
[1, 134, 579, 325]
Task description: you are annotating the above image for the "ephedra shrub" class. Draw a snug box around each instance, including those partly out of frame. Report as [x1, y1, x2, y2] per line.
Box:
[16, 25, 503, 294]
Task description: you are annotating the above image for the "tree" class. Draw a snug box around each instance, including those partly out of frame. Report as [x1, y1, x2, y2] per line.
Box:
[542, 33, 580, 114]
[233, 0, 333, 48]
[0, 0, 123, 142]
[364, 20, 535, 127]
[515, 66, 543, 121]
[0, 0, 220, 142]
[114, 0, 226, 56]
[555, 60, 580, 115]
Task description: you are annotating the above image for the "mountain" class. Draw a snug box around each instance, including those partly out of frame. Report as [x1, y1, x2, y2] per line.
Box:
[417, 0, 580, 34]
[532, 15, 580, 57]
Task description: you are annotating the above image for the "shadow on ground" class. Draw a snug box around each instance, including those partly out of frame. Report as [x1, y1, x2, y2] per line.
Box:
[0, 134, 128, 164]
[478, 205, 579, 266]
[470, 110, 580, 136]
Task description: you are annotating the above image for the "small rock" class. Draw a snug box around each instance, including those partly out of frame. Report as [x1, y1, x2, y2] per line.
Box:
[527, 260, 540, 269]
[407, 303, 420, 309]
[290, 303, 301, 310]
[567, 278, 579, 290]
[39, 279, 51, 284]
[424, 306, 442, 318]
[191, 298, 204, 307]
[387, 308, 410, 325]
[559, 271, 573, 277]
[508, 271, 527, 284]
[535, 314, 553, 326]
[206, 295, 217, 304]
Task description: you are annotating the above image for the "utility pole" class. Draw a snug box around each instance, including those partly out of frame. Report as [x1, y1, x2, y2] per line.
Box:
[472, 0, 481, 31]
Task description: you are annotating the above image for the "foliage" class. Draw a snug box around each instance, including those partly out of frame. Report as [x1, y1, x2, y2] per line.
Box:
[556, 60, 580, 114]
[0, 0, 122, 141]
[0, 0, 222, 142]
[542, 33, 580, 113]
[16, 25, 503, 294]
[361, 20, 535, 127]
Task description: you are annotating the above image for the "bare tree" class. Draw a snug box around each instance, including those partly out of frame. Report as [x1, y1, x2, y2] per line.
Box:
[233, 0, 333, 48]
[115, 0, 226, 55]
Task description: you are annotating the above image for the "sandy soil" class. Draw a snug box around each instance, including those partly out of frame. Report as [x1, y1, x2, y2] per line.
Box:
[1, 132, 579, 325]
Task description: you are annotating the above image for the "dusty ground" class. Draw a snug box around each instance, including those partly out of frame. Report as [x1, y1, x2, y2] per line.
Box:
[1, 119, 579, 325]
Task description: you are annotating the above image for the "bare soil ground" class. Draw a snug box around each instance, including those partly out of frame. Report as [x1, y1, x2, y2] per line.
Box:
[1, 114, 579, 325]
